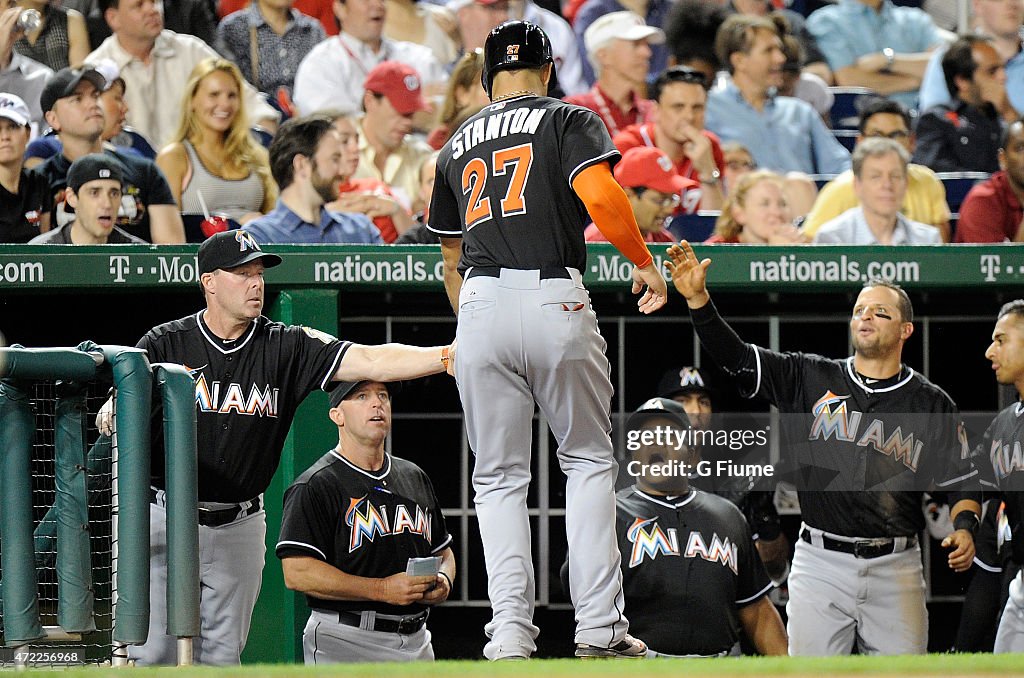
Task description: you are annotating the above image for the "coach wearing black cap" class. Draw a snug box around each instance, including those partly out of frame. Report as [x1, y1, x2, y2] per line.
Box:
[30, 153, 145, 244]
[656, 366, 790, 585]
[276, 378, 455, 664]
[31, 66, 184, 244]
[95, 229, 456, 665]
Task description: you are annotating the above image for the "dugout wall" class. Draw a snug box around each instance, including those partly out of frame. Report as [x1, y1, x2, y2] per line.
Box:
[0, 243, 1020, 662]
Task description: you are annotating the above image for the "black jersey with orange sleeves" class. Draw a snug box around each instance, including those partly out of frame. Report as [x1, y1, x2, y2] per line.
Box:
[137, 312, 349, 503]
[615, 487, 771, 657]
[427, 95, 619, 273]
[276, 451, 452, 616]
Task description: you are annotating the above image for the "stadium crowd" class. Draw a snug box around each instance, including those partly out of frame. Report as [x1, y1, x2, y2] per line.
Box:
[2, 0, 1024, 664]
[2, 0, 1023, 245]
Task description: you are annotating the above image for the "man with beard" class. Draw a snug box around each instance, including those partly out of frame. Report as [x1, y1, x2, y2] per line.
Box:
[666, 244, 982, 656]
[243, 114, 383, 244]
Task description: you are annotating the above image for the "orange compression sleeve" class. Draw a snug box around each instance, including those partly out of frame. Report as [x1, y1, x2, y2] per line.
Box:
[571, 163, 653, 268]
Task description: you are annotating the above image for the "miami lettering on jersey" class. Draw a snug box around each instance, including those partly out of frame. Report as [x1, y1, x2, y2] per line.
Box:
[990, 438, 1024, 480]
[809, 390, 922, 471]
[345, 495, 431, 553]
[193, 372, 280, 417]
[450, 107, 548, 160]
[626, 517, 678, 567]
[626, 517, 739, 574]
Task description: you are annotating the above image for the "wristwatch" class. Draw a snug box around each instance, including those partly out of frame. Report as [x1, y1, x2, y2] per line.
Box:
[701, 168, 721, 186]
[881, 47, 895, 72]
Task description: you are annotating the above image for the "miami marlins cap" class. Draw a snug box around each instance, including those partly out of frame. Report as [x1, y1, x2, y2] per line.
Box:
[67, 153, 123, 192]
[328, 380, 403, 408]
[198, 230, 283, 274]
[657, 366, 713, 400]
[626, 396, 691, 431]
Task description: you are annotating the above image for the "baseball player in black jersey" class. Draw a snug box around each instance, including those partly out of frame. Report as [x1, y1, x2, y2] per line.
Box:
[665, 241, 982, 656]
[96, 230, 455, 666]
[978, 300, 1024, 653]
[428, 20, 667, 660]
[275, 380, 454, 663]
[613, 398, 787, 656]
[656, 366, 789, 585]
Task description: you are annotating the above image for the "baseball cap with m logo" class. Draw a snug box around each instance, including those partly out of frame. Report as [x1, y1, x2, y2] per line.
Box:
[199, 230, 283, 274]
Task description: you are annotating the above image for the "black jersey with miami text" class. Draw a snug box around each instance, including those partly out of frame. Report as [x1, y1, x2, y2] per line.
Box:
[427, 95, 619, 273]
[977, 400, 1024, 563]
[276, 451, 453, 616]
[615, 487, 770, 656]
[138, 312, 348, 502]
[738, 350, 975, 537]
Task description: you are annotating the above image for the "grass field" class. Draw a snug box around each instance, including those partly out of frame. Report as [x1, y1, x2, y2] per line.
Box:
[14, 654, 1024, 677]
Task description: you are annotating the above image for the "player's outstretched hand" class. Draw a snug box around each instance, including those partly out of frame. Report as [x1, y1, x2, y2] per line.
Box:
[664, 240, 712, 308]
[631, 263, 667, 314]
[941, 529, 976, 573]
[421, 573, 451, 605]
[376, 573, 438, 606]
[96, 398, 114, 436]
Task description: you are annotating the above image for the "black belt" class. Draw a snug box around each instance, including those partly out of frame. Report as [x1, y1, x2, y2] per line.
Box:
[800, 528, 916, 559]
[466, 266, 571, 280]
[149, 488, 262, 527]
[314, 608, 429, 635]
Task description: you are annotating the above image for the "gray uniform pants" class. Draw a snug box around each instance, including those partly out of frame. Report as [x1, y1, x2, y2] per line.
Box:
[130, 503, 267, 665]
[995, 569, 1024, 652]
[787, 526, 927, 656]
[455, 268, 629, 659]
[302, 609, 434, 663]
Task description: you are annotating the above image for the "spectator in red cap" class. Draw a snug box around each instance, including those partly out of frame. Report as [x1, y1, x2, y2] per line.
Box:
[584, 146, 693, 243]
[351, 61, 434, 213]
[614, 66, 725, 213]
[292, 0, 444, 118]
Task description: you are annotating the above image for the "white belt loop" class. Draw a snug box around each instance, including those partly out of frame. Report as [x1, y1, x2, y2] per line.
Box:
[359, 611, 376, 631]
[566, 267, 583, 286]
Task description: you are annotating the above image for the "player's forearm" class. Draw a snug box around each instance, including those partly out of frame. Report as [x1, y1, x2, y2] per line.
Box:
[739, 596, 788, 656]
[337, 343, 448, 382]
[281, 557, 383, 602]
[440, 237, 463, 315]
[950, 499, 982, 521]
[572, 164, 652, 268]
[689, 299, 754, 375]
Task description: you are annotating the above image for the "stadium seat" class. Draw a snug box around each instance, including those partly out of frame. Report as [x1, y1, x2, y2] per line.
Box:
[936, 171, 990, 213]
[669, 211, 719, 243]
[832, 129, 858, 152]
[828, 86, 877, 130]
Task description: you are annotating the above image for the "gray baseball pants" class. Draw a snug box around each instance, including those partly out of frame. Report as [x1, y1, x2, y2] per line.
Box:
[454, 267, 629, 660]
[130, 502, 266, 665]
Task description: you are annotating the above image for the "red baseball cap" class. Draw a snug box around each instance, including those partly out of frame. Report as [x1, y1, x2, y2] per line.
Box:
[614, 147, 693, 196]
[364, 62, 429, 116]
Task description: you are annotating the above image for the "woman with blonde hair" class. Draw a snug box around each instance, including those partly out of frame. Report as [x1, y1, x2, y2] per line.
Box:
[706, 169, 808, 244]
[156, 58, 276, 241]
[426, 48, 489, 150]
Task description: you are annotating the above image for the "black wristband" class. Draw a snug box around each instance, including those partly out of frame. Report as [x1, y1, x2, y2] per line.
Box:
[953, 511, 980, 535]
[438, 571, 453, 590]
